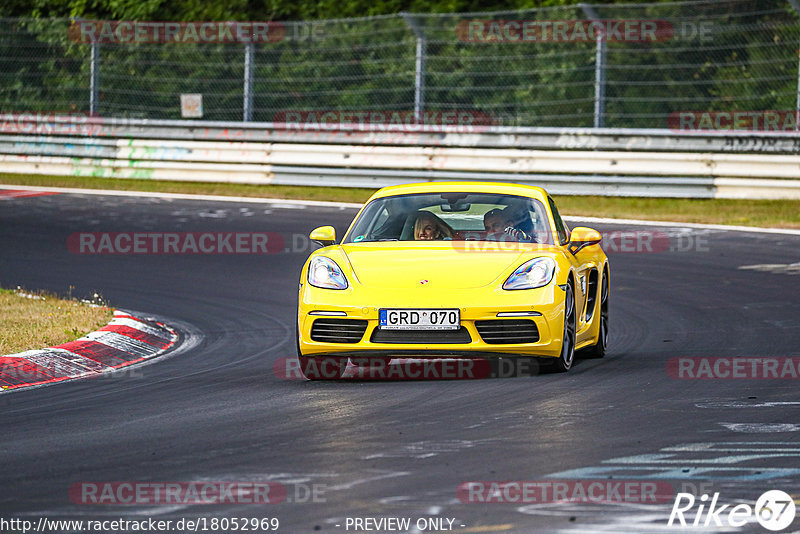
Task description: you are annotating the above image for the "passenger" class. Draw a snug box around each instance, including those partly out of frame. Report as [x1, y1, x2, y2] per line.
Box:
[414, 212, 453, 240]
[483, 208, 533, 242]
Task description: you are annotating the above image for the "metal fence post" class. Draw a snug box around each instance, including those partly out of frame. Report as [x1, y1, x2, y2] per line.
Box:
[580, 4, 606, 128]
[788, 0, 800, 130]
[90, 41, 100, 116]
[243, 42, 255, 122]
[400, 13, 426, 123]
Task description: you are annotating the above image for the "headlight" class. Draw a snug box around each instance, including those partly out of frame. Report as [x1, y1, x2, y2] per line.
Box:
[503, 257, 556, 290]
[308, 256, 348, 290]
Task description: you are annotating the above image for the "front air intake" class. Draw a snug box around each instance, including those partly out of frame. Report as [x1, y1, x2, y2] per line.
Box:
[475, 320, 539, 344]
[310, 319, 368, 343]
[370, 327, 472, 344]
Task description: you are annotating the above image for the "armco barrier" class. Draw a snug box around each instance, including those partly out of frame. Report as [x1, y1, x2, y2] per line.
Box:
[4, 115, 800, 152]
[1, 116, 800, 198]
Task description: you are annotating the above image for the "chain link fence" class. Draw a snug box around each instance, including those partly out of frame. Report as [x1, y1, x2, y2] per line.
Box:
[1, 0, 799, 128]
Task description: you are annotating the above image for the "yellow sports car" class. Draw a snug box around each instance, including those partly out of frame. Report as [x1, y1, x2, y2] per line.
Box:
[296, 182, 609, 379]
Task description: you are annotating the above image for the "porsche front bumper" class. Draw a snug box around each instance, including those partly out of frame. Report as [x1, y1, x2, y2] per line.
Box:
[297, 283, 566, 360]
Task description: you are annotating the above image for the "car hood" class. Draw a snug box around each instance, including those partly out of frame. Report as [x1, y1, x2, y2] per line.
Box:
[339, 242, 536, 289]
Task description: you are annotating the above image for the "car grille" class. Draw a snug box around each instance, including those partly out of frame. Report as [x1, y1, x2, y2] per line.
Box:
[310, 318, 368, 343]
[370, 327, 472, 344]
[475, 320, 540, 344]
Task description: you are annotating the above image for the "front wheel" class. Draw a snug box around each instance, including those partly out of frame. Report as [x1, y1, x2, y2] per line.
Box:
[552, 283, 576, 373]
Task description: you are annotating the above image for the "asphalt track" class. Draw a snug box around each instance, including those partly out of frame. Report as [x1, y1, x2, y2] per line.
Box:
[1, 190, 799, 534]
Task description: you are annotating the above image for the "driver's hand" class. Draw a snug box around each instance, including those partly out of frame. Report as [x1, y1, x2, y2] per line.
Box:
[503, 226, 529, 241]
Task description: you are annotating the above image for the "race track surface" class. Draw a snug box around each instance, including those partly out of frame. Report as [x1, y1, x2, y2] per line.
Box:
[1, 191, 799, 533]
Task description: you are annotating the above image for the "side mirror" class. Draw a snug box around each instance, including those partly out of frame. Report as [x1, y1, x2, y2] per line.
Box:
[310, 226, 336, 247]
[568, 226, 602, 255]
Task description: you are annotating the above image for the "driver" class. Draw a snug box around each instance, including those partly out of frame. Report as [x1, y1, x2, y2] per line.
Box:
[483, 208, 533, 242]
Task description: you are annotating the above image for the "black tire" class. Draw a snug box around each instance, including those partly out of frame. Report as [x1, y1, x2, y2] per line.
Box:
[583, 270, 609, 359]
[552, 283, 576, 373]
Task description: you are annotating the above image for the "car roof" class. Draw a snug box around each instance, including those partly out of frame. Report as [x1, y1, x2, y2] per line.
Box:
[367, 182, 549, 203]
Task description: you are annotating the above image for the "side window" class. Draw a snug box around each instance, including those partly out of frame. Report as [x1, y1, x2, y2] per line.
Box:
[548, 196, 569, 246]
[359, 207, 388, 239]
[372, 207, 390, 232]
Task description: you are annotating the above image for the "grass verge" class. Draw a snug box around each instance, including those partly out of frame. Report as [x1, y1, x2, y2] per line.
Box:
[0, 287, 113, 355]
[2, 173, 800, 228]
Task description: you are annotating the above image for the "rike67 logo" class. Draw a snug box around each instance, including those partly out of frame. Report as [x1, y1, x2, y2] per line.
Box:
[669, 490, 796, 531]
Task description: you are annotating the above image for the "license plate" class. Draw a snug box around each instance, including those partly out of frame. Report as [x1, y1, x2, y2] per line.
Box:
[379, 309, 460, 330]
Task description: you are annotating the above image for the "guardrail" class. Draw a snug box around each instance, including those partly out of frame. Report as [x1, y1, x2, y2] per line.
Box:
[1, 116, 800, 199]
[6, 115, 800, 152]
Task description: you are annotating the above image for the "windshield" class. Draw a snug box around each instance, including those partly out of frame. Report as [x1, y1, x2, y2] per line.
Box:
[343, 192, 554, 244]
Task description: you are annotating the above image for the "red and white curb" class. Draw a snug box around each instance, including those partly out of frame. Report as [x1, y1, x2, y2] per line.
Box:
[0, 310, 177, 391]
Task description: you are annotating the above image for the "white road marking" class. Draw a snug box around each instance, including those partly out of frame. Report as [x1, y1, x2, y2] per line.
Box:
[696, 401, 800, 409]
[720, 423, 800, 433]
[327, 470, 411, 491]
[739, 262, 800, 274]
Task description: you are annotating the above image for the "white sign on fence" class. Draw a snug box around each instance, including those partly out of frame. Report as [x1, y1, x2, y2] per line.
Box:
[180, 94, 203, 118]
